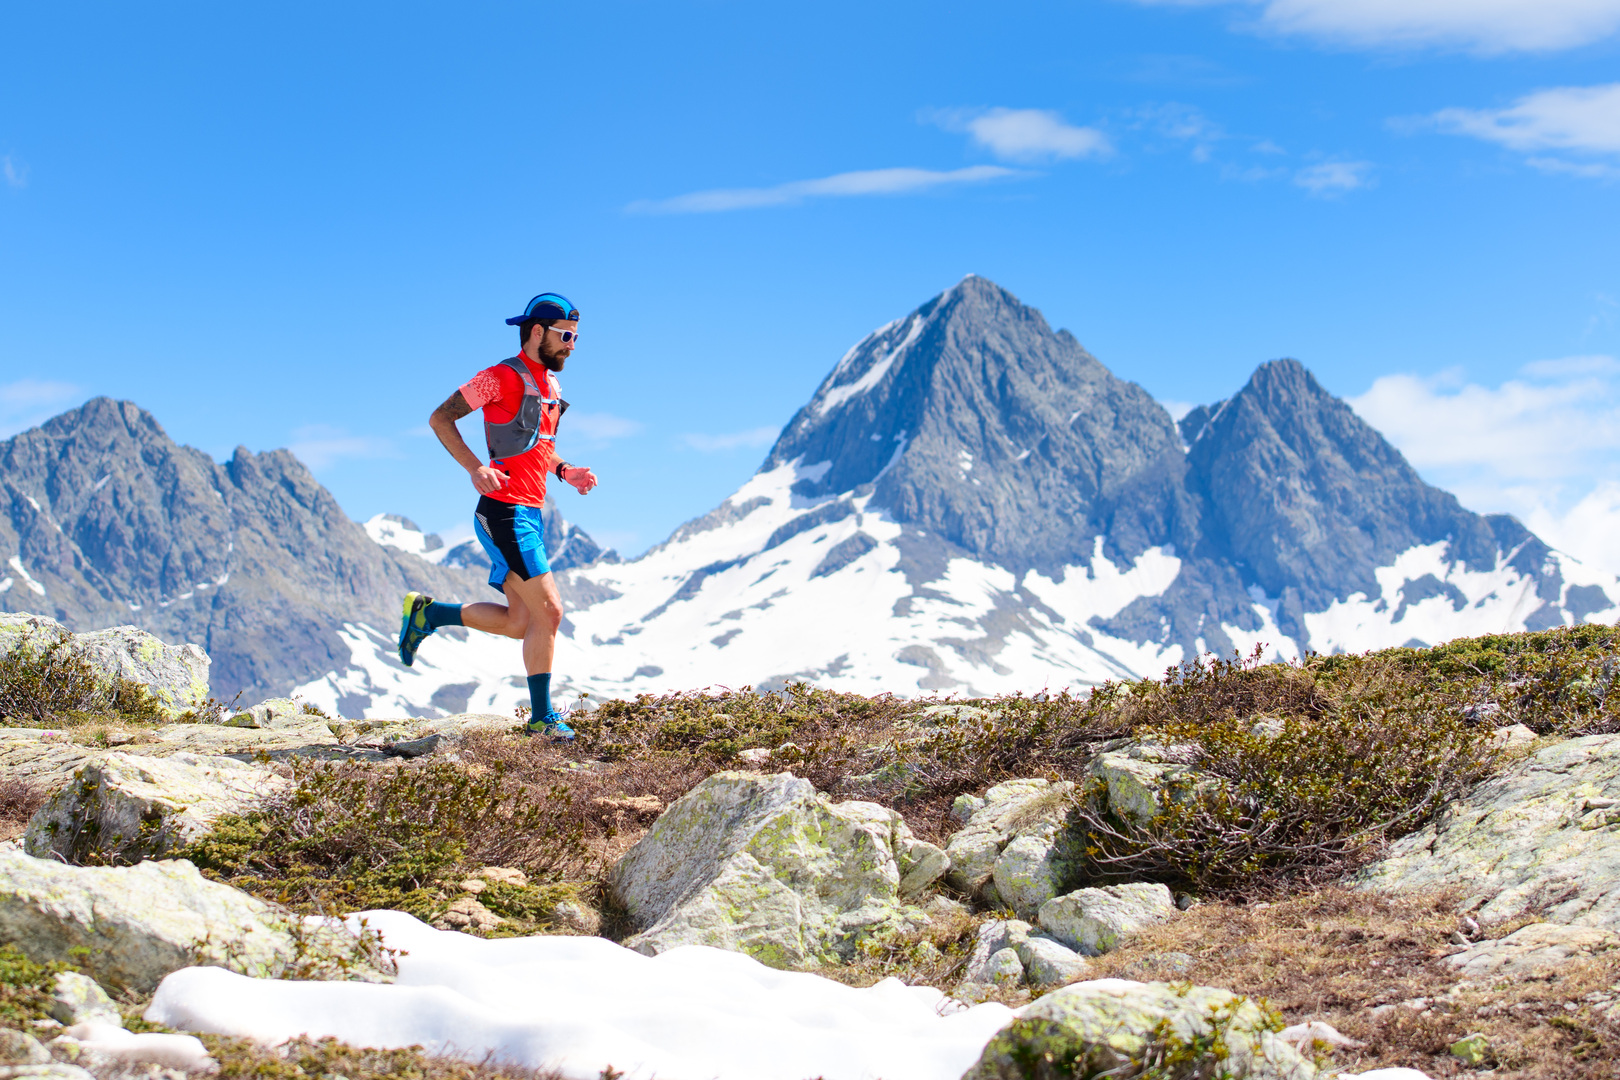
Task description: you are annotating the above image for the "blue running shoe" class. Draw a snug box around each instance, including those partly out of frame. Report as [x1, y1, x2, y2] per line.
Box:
[398, 591, 435, 667]
[524, 710, 577, 740]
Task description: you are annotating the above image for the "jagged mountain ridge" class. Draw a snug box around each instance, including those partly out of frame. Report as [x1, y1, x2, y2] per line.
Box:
[6, 277, 1618, 715]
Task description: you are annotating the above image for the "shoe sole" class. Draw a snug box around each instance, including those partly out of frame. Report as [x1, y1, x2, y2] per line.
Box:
[398, 592, 423, 667]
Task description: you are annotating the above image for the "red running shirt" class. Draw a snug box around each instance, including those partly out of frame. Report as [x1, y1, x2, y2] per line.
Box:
[459, 357, 559, 508]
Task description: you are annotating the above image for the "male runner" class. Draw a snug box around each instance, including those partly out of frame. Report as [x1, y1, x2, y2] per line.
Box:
[398, 292, 598, 739]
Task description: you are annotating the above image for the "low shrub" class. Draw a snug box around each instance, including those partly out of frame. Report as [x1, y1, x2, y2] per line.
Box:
[0, 629, 166, 727]
[0, 943, 74, 1028]
[183, 760, 588, 919]
[1058, 649, 1504, 894]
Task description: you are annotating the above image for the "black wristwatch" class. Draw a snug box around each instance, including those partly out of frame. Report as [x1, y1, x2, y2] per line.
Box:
[555, 461, 569, 480]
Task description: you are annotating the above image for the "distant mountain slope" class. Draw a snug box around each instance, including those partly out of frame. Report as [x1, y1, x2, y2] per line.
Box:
[0, 398, 491, 705]
[6, 278, 1617, 717]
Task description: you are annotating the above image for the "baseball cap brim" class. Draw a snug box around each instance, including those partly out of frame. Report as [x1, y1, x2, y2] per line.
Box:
[504, 293, 579, 325]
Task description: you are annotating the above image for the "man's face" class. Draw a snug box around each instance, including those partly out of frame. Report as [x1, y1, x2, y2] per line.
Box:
[530, 320, 578, 371]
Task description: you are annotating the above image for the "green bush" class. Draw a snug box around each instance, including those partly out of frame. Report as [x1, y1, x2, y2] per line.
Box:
[0, 629, 166, 728]
[183, 760, 586, 919]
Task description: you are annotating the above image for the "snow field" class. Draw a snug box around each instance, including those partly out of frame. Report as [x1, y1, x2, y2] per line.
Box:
[145, 911, 1018, 1080]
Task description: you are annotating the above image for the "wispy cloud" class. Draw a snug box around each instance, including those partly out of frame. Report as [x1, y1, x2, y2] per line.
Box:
[680, 427, 778, 453]
[1293, 160, 1374, 195]
[287, 425, 398, 471]
[927, 108, 1111, 163]
[627, 165, 1018, 215]
[1423, 83, 1620, 179]
[1131, 0, 1620, 53]
[565, 412, 644, 443]
[0, 379, 81, 438]
[1350, 356, 1620, 573]
[1, 156, 25, 188]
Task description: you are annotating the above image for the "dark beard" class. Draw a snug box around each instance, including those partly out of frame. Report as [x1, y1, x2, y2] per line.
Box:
[540, 350, 567, 372]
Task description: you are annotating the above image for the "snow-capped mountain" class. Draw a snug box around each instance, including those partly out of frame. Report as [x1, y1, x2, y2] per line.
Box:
[7, 276, 1617, 716]
[298, 276, 1620, 713]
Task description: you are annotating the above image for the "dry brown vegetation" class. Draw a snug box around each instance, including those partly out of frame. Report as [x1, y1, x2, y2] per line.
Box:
[0, 773, 44, 844]
[199, 1035, 570, 1080]
[1086, 887, 1620, 1079]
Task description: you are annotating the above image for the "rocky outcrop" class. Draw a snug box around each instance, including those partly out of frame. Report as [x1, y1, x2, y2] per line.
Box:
[1445, 922, 1620, 979]
[1039, 883, 1178, 956]
[24, 752, 289, 864]
[608, 771, 947, 967]
[0, 613, 209, 719]
[945, 779, 1076, 917]
[960, 918, 1090, 994]
[1359, 734, 1620, 930]
[961, 979, 1316, 1080]
[0, 851, 384, 992]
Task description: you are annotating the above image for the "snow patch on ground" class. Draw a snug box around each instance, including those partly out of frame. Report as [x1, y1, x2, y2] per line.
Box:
[145, 910, 1016, 1080]
[364, 513, 448, 564]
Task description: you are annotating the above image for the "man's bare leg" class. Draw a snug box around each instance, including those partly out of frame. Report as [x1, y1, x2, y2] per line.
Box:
[462, 572, 561, 673]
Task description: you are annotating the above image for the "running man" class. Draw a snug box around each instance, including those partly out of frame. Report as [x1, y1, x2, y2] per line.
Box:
[399, 292, 598, 739]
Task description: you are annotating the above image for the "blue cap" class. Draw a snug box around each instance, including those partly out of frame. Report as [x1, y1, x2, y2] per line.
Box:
[504, 292, 579, 325]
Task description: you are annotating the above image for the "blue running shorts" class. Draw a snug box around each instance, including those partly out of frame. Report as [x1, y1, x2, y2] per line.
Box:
[473, 495, 551, 594]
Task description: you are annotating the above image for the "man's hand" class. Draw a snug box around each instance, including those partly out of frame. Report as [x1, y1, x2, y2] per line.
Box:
[560, 465, 598, 495]
[471, 464, 508, 494]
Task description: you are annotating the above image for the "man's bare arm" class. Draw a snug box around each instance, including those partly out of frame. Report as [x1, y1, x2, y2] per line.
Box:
[429, 390, 507, 494]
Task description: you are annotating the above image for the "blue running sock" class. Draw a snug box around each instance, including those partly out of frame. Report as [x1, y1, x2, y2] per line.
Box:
[423, 602, 463, 630]
[527, 673, 553, 720]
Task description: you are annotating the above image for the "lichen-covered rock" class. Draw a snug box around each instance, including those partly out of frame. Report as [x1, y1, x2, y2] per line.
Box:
[48, 973, 119, 1025]
[0, 614, 209, 720]
[24, 752, 290, 864]
[1085, 743, 1202, 828]
[1039, 883, 1177, 955]
[0, 733, 101, 791]
[0, 851, 384, 992]
[0, 1028, 52, 1066]
[945, 779, 1076, 916]
[1019, 934, 1090, 986]
[961, 979, 1316, 1080]
[149, 721, 381, 763]
[223, 698, 310, 729]
[1445, 922, 1620, 979]
[608, 771, 930, 967]
[1358, 734, 1620, 930]
[964, 920, 1032, 984]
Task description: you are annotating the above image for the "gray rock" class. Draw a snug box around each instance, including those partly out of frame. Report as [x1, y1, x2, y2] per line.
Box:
[0, 1030, 51, 1066]
[47, 974, 118, 1025]
[24, 752, 289, 863]
[950, 794, 985, 823]
[961, 979, 1316, 1080]
[1085, 742, 1202, 827]
[1492, 723, 1538, 749]
[1017, 935, 1090, 986]
[964, 919, 1031, 984]
[224, 697, 311, 729]
[1445, 922, 1620, 979]
[944, 779, 1076, 916]
[0, 1065, 96, 1080]
[1039, 883, 1177, 955]
[0, 614, 209, 720]
[1359, 734, 1620, 931]
[608, 772, 928, 967]
[0, 850, 384, 992]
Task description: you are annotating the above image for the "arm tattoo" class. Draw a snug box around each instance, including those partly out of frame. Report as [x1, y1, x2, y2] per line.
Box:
[434, 390, 473, 423]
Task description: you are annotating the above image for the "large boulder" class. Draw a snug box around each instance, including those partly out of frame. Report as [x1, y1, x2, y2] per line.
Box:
[1085, 742, 1203, 828]
[1444, 922, 1620, 979]
[960, 919, 1090, 993]
[961, 979, 1316, 1080]
[1358, 734, 1620, 930]
[945, 779, 1076, 917]
[0, 614, 209, 720]
[608, 771, 945, 967]
[0, 851, 383, 992]
[24, 752, 290, 864]
[1039, 883, 1178, 956]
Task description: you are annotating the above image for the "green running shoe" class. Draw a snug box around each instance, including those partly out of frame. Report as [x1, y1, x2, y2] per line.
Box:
[398, 591, 435, 667]
[524, 710, 577, 740]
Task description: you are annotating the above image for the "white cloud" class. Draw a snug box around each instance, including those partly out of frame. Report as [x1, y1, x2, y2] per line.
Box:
[627, 165, 1018, 214]
[1433, 83, 1620, 153]
[1293, 160, 1374, 195]
[287, 425, 398, 471]
[1, 156, 25, 188]
[680, 427, 778, 452]
[1528, 156, 1620, 180]
[0, 378, 81, 438]
[565, 412, 644, 443]
[1349, 357, 1620, 573]
[1131, 0, 1620, 52]
[929, 108, 1111, 163]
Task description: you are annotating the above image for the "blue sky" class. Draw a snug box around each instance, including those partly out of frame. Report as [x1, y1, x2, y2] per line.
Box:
[3, 1, 1620, 568]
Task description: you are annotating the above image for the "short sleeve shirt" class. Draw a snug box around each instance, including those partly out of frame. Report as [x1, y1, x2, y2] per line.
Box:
[460, 357, 558, 507]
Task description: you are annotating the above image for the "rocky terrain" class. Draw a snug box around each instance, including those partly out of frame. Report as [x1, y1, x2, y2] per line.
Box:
[4, 611, 1620, 1079]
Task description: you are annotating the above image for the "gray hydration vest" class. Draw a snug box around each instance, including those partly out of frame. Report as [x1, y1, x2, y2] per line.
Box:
[484, 356, 568, 462]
